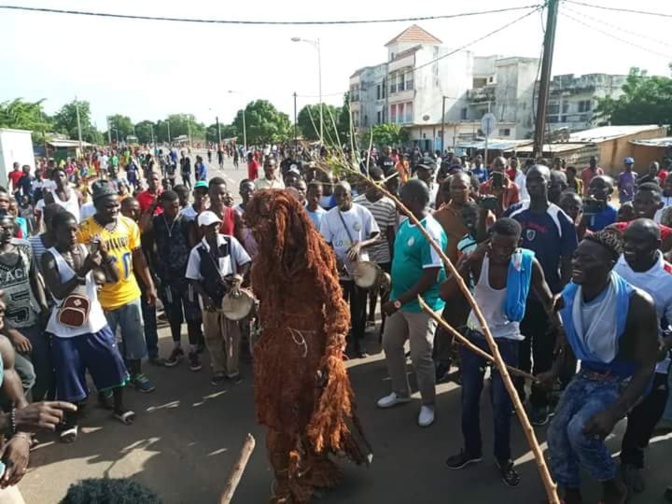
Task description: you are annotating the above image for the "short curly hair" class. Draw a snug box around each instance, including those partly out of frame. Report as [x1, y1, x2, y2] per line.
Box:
[60, 478, 162, 504]
[584, 228, 623, 262]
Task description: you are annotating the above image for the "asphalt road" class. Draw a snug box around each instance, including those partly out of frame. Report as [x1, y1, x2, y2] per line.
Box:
[17, 156, 672, 503]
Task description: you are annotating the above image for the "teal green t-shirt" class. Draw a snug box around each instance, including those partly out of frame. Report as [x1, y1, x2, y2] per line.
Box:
[390, 214, 447, 312]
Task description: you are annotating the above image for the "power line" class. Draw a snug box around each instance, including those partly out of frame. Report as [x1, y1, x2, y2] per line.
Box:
[563, 5, 672, 48]
[0, 4, 540, 26]
[565, 0, 672, 19]
[411, 6, 543, 73]
[560, 11, 672, 59]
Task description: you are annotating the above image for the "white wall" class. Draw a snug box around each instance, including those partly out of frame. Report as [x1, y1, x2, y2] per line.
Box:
[0, 130, 35, 187]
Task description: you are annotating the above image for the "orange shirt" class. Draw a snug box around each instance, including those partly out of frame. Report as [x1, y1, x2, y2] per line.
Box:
[480, 178, 520, 210]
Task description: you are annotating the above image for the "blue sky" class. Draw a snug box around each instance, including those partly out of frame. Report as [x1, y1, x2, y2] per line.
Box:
[1, 0, 671, 128]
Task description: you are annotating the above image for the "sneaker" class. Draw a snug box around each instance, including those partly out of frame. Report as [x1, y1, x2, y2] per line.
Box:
[229, 374, 243, 385]
[376, 392, 411, 409]
[165, 347, 185, 367]
[418, 405, 435, 427]
[188, 352, 202, 372]
[621, 463, 646, 494]
[496, 459, 521, 487]
[131, 374, 156, 393]
[446, 449, 483, 470]
[211, 374, 227, 385]
[148, 356, 166, 367]
[529, 405, 550, 426]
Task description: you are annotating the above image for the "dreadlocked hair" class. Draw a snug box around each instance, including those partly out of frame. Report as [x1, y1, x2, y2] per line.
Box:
[584, 228, 623, 262]
[244, 189, 349, 335]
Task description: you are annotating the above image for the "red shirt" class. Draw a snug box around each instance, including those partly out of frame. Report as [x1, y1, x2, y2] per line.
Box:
[218, 206, 236, 236]
[137, 190, 163, 215]
[247, 160, 259, 181]
[613, 221, 672, 242]
[658, 170, 669, 185]
[580, 167, 604, 196]
[8, 170, 23, 190]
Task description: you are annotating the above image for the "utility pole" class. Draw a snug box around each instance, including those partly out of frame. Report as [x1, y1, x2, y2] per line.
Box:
[107, 116, 112, 145]
[167, 120, 171, 144]
[293, 92, 298, 150]
[533, 0, 560, 157]
[150, 125, 155, 147]
[440, 96, 447, 154]
[75, 97, 83, 154]
[187, 115, 192, 147]
[242, 108, 247, 151]
[216, 116, 222, 146]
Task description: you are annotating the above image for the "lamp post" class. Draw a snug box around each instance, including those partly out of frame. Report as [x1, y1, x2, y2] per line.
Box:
[291, 37, 323, 143]
[227, 90, 247, 151]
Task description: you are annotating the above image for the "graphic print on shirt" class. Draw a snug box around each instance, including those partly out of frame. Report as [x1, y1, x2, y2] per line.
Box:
[0, 243, 37, 327]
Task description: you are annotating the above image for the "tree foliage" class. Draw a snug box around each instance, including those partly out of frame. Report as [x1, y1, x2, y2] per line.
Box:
[297, 103, 342, 143]
[233, 100, 290, 146]
[106, 114, 134, 141]
[134, 120, 155, 144]
[595, 67, 672, 127]
[0, 98, 52, 141]
[368, 123, 409, 147]
[53, 99, 99, 143]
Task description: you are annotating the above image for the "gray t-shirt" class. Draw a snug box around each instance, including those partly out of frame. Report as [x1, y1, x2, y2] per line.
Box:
[0, 239, 39, 328]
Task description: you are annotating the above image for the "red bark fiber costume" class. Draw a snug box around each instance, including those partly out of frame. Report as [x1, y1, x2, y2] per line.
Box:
[246, 190, 372, 503]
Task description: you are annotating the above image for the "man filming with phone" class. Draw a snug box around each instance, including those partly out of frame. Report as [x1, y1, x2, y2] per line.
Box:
[480, 156, 520, 215]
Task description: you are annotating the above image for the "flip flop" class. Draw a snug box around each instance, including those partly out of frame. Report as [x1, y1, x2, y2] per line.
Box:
[114, 410, 136, 425]
[59, 426, 78, 443]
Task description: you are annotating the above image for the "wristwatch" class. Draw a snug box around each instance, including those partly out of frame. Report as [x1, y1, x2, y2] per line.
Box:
[393, 300, 402, 310]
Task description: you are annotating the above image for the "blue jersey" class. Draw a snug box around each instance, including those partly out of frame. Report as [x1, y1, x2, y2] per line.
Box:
[586, 203, 617, 232]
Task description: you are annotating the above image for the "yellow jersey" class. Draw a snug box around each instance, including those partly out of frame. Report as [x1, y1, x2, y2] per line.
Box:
[77, 215, 142, 310]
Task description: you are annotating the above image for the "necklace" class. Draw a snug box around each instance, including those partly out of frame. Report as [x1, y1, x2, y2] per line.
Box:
[163, 214, 179, 238]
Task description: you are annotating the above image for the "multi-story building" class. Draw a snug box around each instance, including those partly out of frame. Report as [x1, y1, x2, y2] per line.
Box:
[546, 73, 627, 131]
[348, 24, 540, 151]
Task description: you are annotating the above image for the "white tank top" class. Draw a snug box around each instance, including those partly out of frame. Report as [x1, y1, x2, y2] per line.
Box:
[45, 246, 108, 338]
[467, 256, 523, 341]
[52, 189, 81, 223]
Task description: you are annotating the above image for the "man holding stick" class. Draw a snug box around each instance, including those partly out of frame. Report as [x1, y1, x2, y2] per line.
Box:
[440, 218, 556, 486]
[542, 230, 658, 504]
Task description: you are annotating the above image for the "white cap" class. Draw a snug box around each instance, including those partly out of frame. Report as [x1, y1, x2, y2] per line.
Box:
[198, 210, 222, 227]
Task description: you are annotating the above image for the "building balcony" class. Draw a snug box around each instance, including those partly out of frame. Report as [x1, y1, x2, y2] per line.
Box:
[467, 85, 496, 103]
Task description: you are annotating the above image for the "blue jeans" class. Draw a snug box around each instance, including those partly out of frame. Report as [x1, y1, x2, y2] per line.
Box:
[141, 295, 158, 360]
[547, 371, 621, 488]
[21, 324, 52, 401]
[460, 333, 519, 461]
[104, 298, 146, 361]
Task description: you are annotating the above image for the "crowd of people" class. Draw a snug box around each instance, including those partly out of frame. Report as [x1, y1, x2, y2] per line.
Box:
[0, 142, 671, 503]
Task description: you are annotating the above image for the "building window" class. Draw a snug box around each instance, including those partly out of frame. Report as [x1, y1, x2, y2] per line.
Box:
[501, 128, 511, 137]
[460, 108, 468, 120]
[376, 85, 381, 100]
[406, 101, 413, 123]
[405, 73, 414, 90]
[398, 104, 405, 123]
[548, 102, 560, 115]
[382, 80, 386, 99]
[562, 102, 569, 114]
[578, 100, 592, 113]
[390, 104, 397, 123]
[377, 111, 382, 124]
[548, 116, 559, 123]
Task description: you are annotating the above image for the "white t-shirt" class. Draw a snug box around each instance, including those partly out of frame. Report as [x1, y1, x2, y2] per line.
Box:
[185, 235, 251, 281]
[320, 203, 379, 278]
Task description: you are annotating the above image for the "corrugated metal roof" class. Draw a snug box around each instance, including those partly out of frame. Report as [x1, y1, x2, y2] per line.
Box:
[385, 24, 442, 47]
[514, 143, 592, 154]
[630, 137, 672, 147]
[569, 125, 665, 143]
[455, 139, 530, 151]
[47, 140, 92, 148]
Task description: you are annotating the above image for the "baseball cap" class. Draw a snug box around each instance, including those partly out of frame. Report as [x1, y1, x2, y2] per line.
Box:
[416, 157, 436, 171]
[194, 180, 208, 189]
[624, 157, 634, 164]
[288, 165, 301, 176]
[197, 210, 222, 227]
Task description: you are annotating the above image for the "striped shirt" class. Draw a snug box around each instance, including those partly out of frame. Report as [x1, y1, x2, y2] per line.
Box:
[354, 194, 396, 264]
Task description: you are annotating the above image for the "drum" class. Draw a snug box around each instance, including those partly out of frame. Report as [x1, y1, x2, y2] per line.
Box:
[221, 287, 255, 321]
[353, 261, 382, 290]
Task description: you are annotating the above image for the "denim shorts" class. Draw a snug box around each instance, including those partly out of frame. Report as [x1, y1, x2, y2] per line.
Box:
[104, 297, 146, 360]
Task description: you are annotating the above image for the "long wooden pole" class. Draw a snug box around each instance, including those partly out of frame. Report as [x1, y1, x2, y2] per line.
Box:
[220, 433, 256, 504]
[419, 297, 538, 383]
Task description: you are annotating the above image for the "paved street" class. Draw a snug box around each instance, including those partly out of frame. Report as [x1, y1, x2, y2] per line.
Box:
[17, 156, 672, 503]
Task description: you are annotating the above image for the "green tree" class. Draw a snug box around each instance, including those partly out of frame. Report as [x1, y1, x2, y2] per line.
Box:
[165, 114, 205, 141]
[106, 114, 134, 141]
[52, 99, 99, 143]
[594, 67, 672, 127]
[134, 120, 156, 144]
[233, 100, 290, 146]
[297, 103, 342, 144]
[337, 93, 352, 147]
[369, 123, 409, 147]
[0, 98, 52, 141]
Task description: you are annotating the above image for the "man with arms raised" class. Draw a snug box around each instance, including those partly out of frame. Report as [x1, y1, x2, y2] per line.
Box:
[543, 230, 658, 504]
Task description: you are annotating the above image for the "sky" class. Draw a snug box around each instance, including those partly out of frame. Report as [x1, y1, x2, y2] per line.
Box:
[1, 0, 671, 130]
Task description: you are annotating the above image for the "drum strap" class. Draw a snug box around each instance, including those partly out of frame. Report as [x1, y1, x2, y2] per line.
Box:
[337, 210, 356, 245]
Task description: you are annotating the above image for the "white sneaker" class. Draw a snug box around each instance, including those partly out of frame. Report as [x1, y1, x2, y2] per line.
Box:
[376, 392, 411, 409]
[418, 405, 435, 427]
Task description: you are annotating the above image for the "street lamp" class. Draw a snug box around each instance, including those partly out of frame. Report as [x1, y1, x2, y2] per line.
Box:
[291, 37, 323, 143]
[227, 90, 247, 151]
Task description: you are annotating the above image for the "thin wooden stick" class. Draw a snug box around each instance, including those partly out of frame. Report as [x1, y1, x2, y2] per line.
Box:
[310, 152, 559, 503]
[419, 298, 539, 383]
[220, 433, 256, 504]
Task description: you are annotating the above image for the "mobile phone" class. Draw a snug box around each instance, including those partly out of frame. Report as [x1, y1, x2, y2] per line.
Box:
[492, 171, 504, 189]
[582, 198, 605, 215]
[479, 196, 498, 211]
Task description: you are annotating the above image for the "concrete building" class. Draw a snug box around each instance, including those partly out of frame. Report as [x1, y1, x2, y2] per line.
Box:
[546, 73, 627, 131]
[348, 24, 540, 152]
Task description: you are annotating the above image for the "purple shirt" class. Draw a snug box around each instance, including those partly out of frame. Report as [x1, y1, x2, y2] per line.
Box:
[618, 171, 637, 202]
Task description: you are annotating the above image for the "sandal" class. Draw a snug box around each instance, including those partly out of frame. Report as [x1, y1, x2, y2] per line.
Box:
[59, 426, 78, 443]
[114, 410, 136, 425]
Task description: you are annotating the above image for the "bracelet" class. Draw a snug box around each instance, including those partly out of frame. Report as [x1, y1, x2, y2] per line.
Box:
[9, 407, 16, 436]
